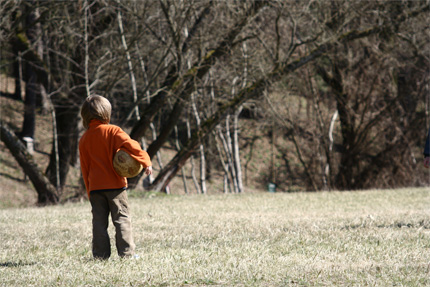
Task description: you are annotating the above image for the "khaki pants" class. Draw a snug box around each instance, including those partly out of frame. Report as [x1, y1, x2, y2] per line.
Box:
[90, 190, 135, 259]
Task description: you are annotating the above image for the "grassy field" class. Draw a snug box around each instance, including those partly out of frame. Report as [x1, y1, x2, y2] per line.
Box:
[0, 188, 429, 286]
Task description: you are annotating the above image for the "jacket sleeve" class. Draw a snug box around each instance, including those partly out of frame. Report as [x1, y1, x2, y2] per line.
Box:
[425, 128, 430, 157]
[78, 141, 90, 193]
[113, 128, 152, 168]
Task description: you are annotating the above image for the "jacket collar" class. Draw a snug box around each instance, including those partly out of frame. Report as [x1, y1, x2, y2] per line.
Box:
[89, 119, 107, 128]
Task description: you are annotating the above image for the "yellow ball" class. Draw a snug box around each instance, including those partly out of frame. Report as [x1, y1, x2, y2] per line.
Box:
[113, 149, 143, 178]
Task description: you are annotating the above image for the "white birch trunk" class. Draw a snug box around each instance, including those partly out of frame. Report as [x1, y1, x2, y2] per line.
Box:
[233, 106, 244, 193]
[135, 42, 164, 168]
[187, 118, 201, 194]
[214, 128, 232, 193]
[84, 1, 90, 98]
[174, 125, 189, 194]
[231, 42, 247, 193]
[118, 11, 140, 121]
[325, 110, 338, 189]
[219, 120, 238, 193]
[191, 93, 207, 194]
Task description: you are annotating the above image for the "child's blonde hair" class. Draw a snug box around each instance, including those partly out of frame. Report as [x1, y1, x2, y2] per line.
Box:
[81, 95, 112, 129]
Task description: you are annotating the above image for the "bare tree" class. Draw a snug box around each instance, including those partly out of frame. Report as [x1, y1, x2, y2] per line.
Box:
[148, 1, 429, 192]
[1, 121, 59, 204]
[1, 0, 428, 202]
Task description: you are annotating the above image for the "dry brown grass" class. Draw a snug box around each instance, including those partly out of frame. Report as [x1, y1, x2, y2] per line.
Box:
[0, 188, 429, 286]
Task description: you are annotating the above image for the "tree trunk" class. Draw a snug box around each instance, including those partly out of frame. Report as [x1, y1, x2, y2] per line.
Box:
[20, 4, 42, 139]
[118, 11, 140, 121]
[191, 93, 207, 194]
[1, 121, 59, 204]
[45, 94, 80, 189]
[174, 125, 189, 194]
[13, 53, 23, 101]
[214, 129, 231, 193]
[225, 115, 239, 193]
[187, 118, 201, 194]
[217, 125, 235, 193]
[20, 71, 37, 139]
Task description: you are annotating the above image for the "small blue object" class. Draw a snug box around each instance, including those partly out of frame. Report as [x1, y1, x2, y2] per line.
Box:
[268, 182, 276, 192]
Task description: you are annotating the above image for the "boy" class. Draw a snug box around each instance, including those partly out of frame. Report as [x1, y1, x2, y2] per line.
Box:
[79, 95, 152, 259]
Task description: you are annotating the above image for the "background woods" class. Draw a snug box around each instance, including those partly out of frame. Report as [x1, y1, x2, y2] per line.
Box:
[0, 0, 429, 204]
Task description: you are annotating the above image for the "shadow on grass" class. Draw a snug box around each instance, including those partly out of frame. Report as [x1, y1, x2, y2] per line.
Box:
[342, 219, 430, 230]
[0, 261, 37, 268]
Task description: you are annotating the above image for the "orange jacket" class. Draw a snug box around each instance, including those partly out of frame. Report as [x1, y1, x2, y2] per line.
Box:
[79, 120, 152, 198]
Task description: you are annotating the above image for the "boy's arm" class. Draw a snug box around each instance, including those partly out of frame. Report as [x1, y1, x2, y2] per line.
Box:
[79, 147, 90, 192]
[114, 128, 152, 168]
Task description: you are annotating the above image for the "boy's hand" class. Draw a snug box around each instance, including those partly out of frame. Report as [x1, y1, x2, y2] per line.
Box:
[424, 157, 430, 169]
[145, 166, 153, 175]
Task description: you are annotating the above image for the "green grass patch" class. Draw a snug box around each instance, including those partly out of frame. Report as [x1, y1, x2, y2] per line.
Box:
[0, 188, 429, 286]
